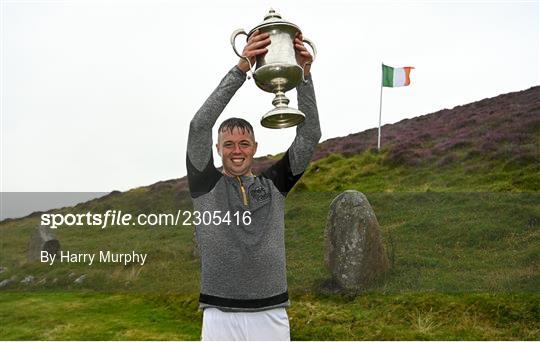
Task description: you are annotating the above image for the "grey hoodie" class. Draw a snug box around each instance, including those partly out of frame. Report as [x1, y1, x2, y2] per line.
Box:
[187, 66, 321, 312]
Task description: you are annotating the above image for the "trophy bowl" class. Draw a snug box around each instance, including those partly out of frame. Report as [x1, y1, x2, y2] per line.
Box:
[231, 9, 316, 129]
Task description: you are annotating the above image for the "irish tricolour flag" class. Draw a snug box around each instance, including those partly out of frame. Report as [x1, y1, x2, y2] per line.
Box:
[382, 64, 414, 87]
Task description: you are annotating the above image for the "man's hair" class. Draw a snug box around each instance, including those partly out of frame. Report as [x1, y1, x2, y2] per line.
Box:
[218, 117, 255, 139]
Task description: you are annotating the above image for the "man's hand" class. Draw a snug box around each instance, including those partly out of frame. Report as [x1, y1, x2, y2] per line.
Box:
[294, 32, 314, 76]
[237, 30, 271, 73]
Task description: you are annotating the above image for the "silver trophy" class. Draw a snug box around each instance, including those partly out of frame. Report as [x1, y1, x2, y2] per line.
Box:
[231, 9, 317, 129]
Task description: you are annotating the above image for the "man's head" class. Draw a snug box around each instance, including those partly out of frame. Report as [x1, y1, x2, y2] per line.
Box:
[216, 118, 258, 177]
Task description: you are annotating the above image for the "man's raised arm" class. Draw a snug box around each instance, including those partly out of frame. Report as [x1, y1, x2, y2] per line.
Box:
[259, 73, 321, 194]
[288, 31, 322, 176]
[260, 33, 321, 194]
[187, 30, 271, 172]
[187, 66, 246, 171]
[288, 74, 322, 175]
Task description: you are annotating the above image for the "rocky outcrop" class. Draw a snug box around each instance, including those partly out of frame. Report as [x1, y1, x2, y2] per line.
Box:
[325, 190, 389, 292]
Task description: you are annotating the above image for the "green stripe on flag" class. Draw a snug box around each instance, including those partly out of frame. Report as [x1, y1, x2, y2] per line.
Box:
[382, 64, 394, 87]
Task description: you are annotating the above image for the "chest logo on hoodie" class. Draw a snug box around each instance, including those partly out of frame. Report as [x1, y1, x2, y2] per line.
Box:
[250, 186, 270, 202]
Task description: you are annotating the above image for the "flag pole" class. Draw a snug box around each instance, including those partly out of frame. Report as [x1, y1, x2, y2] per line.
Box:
[377, 63, 383, 152]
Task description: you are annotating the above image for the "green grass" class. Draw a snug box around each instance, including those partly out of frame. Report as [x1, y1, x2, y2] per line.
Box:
[1, 147, 539, 339]
[0, 292, 538, 340]
[297, 150, 539, 192]
[2, 192, 537, 294]
[290, 292, 539, 340]
[284, 192, 539, 294]
[0, 293, 201, 340]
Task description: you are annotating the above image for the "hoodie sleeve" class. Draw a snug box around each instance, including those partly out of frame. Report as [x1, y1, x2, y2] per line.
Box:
[288, 75, 322, 175]
[186, 66, 246, 197]
[261, 75, 322, 194]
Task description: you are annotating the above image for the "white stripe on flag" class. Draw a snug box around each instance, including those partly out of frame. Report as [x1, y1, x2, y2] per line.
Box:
[393, 68, 406, 87]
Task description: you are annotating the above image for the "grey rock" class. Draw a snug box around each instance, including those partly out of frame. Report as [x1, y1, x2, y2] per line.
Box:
[68, 272, 76, 278]
[0, 279, 13, 288]
[36, 278, 47, 285]
[74, 274, 86, 284]
[0, 266, 6, 274]
[27, 225, 60, 261]
[21, 275, 35, 285]
[325, 190, 389, 292]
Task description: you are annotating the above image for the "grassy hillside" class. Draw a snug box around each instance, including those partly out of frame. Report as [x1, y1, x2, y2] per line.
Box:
[295, 148, 538, 192]
[1, 86, 539, 340]
[300, 86, 539, 193]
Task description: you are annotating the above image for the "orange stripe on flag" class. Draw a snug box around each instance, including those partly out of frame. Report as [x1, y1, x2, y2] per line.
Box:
[403, 67, 414, 86]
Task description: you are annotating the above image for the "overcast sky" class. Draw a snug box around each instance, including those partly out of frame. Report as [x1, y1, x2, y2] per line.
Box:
[2, 0, 539, 192]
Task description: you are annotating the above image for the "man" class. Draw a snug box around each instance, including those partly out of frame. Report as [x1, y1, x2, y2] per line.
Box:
[186, 29, 321, 341]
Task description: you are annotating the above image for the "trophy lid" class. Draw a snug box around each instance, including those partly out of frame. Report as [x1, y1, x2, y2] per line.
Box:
[248, 8, 300, 36]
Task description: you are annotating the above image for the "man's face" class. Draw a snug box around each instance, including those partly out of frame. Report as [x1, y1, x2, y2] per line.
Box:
[216, 127, 258, 176]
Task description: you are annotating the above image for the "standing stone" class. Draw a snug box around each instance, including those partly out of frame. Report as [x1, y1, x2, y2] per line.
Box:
[27, 225, 60, 261]
[325, 190, 389, 292]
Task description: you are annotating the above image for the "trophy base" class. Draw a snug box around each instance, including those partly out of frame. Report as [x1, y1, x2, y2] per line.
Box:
[261, 107, 305, 129]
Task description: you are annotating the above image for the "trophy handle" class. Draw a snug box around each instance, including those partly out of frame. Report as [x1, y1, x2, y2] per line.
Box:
[230, 29, 255, 77]
[230, 29, 248, 58]
[301, 37, 317, 82]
